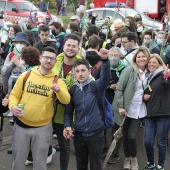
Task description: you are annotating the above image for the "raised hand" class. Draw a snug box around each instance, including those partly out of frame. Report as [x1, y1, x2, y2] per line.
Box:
[98, 48, 109, 60]
[163, 64, 170, 78]
[143, 94, 151, 101]
[51, 81, 60, 93]
[92, 11, 98, 17]
[11, 55, 22, 68]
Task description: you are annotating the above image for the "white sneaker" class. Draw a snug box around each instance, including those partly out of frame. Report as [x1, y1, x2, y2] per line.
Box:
[46, 147, 56, 165]
[25, 160, 33, 166]
[9, 119, 14, 124]
[53, 134, 58, 139]
[7, 112, 13, 117]
[123, 157, 131, 170]
[3, 111, 9, 116]
[131, 157, 139, 170]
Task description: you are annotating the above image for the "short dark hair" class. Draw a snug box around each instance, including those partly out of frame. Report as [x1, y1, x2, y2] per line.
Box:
[143, 29, 155, 39]
[73, 59, 90, 69]
[88, 35, 101, 49]
[121, 32, 137, 43]
[64, 33, 81, 45]
[38, 24, 49, 33]
[42, 47, 57, 55]
[87, 25, 99, 37]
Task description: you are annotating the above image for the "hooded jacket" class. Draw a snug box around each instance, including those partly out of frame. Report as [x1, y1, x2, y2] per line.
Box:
[144, 67, 170, 117]
[9, 66, 70, 127]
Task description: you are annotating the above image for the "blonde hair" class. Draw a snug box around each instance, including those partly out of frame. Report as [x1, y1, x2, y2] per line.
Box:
[132, 47, 150, 78]
[149, 54, 165, 67]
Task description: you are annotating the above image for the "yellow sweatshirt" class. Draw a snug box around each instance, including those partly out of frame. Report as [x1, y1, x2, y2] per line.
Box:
[9, 66, 70, 127]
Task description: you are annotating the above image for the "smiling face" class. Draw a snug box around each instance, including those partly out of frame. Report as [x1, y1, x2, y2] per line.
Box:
[63, 39, 79, 58]
[40, 51, 56, 70]
[148, 57, 160, 72]
[135, 51, 148, 70]
[74, 64, 90, 83]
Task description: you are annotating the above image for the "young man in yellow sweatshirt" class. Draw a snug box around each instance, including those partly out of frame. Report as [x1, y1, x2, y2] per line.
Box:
[8, 47, 70, 170]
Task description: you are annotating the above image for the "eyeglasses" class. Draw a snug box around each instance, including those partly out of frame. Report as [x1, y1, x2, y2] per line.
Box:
[121, 41, 129, 45]
[42, 56, 56, 61]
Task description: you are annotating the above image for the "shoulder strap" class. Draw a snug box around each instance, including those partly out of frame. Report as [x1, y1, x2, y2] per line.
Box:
[90, 81, 104, 120]
[102, 41, 107, 49]
[53, 75, 58, 84]
[69, 85, 76, 97]
[52, 75, 59, 99]
[85, 41, 88, 48]
[22, 70, 32, 90]
[9, 51, 15, 61]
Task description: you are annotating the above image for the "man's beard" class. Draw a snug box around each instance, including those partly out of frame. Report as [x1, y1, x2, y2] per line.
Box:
[65, 53, 76, 58]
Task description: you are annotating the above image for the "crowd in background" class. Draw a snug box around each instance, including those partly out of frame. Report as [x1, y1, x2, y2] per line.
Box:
[0, 2, 170, 170]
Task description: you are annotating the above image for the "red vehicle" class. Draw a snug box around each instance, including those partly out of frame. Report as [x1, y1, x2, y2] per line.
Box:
[0, 0, 62, 25]
[93, 0, 170, 20]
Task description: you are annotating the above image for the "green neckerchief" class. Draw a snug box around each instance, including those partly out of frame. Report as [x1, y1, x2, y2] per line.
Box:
[110, 60, 126, 78]
[26, 66, 36, 71]
[31, 27, 38, 32]
[8, 40, 13, 53]
[53, 32, 65, 38]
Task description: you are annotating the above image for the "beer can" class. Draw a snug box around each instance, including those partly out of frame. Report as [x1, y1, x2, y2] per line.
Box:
[17, 104, 24, 116]
[66, 127, 72, 139]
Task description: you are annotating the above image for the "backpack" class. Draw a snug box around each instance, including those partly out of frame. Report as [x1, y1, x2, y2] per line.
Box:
[69, 81, 114, 129]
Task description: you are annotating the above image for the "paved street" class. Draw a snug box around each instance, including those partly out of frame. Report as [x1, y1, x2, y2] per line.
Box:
[0, 116, 170, 170]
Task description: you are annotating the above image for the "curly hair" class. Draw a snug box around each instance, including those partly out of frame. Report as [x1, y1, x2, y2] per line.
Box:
[21, 46, 40, 66]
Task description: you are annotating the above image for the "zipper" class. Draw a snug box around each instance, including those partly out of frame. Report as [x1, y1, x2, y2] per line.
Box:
[83, 89, 88, 137]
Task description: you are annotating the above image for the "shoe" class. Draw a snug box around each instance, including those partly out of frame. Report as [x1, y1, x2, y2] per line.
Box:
[3, 111, 9, 116]
[143, 162, 156, 170]
[7, 147, 12, 154]
[54, 144, 60, 151]
[7, 112, 13, 117]
[53, 134, 58, 139]
[108, 155, 120, 164]
[25, 160, 33, 166]
[123, 157, 131, 170]
[131, 157, 139, 170]
[156, 165, 164, 170]
[9, 119, 14, 124]
[46, 147, 56, 165]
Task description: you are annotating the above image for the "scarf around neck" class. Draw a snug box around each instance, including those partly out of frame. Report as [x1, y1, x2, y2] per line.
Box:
[110, 60, 126, 78]
[76, 77, 93, 91]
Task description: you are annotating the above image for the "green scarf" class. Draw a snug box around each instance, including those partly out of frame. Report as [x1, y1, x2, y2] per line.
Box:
[110, 60, 126, 78]
[53, 32, 65, 38]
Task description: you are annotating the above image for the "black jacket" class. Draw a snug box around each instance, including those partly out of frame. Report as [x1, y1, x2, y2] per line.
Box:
[34, 40, 58, 54]
[144, 68, 170, 118]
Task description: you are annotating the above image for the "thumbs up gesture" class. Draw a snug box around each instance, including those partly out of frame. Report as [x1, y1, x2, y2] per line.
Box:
[2, 94, 9, 107]
[51, 81, 60, 93]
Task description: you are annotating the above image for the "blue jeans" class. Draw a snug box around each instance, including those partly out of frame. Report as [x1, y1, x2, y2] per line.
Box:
[74, 131, 105, 170]
[144, 116, 170, 167]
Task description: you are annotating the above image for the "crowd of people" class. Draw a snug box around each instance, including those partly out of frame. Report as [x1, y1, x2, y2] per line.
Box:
[0, 3, 170, 170]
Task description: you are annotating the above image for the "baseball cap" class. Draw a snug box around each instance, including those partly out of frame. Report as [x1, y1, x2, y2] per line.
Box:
[70, 15, 80, 22]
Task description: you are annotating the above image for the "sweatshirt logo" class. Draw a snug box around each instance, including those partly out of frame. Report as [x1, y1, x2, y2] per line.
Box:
[27, 81, 50, 97]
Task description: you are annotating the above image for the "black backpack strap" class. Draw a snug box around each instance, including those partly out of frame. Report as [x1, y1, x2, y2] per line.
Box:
[90, 81, 105, 122]
[69, 85, 76, 97]
[22, 70, 32, 90]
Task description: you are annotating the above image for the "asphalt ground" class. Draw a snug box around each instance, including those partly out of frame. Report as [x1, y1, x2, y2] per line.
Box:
[0, 116, 170, 170]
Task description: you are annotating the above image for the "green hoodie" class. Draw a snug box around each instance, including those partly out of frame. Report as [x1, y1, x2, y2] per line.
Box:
[52, 52, 82, 124]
